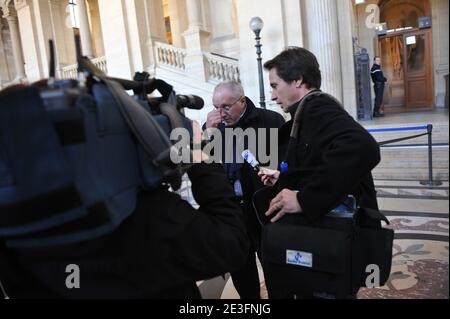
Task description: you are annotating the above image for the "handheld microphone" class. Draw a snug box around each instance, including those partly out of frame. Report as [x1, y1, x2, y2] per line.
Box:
[242, 150, 260, 172]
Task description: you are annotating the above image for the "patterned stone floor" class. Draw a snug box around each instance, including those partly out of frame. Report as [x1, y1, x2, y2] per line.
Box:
[197, 180, 449, 299]
[358, 180, 449, 299]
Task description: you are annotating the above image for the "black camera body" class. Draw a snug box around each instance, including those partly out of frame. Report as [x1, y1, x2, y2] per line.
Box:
[0, 63, 199, 248]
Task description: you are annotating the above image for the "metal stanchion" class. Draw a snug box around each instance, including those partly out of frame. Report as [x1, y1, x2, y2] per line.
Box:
[420, 124, 443, 187]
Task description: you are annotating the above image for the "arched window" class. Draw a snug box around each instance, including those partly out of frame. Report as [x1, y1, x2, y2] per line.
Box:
[68, 0, 80, 29]
[379, 0, 431, 30]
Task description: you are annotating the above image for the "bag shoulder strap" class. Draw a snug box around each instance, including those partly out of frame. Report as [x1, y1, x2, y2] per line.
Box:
[283, 90, 344, 166]
[290, 90, 343, 139]
[357, 207, 390, 226]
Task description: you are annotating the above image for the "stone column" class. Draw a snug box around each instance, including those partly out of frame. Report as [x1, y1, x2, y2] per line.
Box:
[168, 0, 187, 48]
[87, 0, 104, 57]
[186, 0, 202, 29]
[1, 1, 26, 79]
[97, 0, 133, 78]
[304, 0, 343, 102]
[142, 0, 166, 75]
[337, 0, 358, 118]
[47, 0, 62, 75]
[432, 0, 449, 108]
[77, 0, 93, 57]
[182, 0, 210, 80]
[0, 17, 12, 83]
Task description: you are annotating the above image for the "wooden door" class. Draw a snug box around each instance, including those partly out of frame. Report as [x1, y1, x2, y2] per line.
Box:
[403, 29, 434, 109]
[377, 34, 406, 111]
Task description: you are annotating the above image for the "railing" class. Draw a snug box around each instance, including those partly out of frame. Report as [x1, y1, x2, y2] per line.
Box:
[91, 56, 108, 74]
[0, 81, 12, 90]
[155, 41, 187, 72]
[368, 125, 442, 187]
[0, 77, 25, 90]
[60, 63, 78, 80]
[54, 45, 241, 87]
[60, 56, 108, 79]
[204, 53, 240, 83]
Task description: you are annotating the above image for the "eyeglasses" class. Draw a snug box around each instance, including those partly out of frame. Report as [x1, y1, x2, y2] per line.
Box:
[214, 96, 243, 113]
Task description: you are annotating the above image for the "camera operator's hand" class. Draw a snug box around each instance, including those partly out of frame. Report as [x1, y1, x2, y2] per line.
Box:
[191, 120, 202, 145]
[205, 109, 222, 129]
[189, 119, 209, 163]
[258, 168, 280, 186]
[265, 189, 302, 223]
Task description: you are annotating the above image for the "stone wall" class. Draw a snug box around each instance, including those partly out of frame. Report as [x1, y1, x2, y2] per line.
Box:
[0, 17, 13, 83]
[431, 0, 449, 108]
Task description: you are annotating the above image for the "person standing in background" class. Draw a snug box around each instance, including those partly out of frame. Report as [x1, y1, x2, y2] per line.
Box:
[371, 56, 388, 118]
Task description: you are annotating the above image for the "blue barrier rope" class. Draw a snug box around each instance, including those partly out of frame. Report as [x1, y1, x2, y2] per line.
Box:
[367, 126, 428, 133]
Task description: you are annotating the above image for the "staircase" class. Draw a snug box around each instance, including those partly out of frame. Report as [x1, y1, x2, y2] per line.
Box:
[152, 42, 240, 123]
[57, 42, 240, 125]
[364, 119, 449, 182]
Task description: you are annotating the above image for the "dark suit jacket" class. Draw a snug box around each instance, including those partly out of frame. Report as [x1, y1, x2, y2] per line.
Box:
[203, 97, 285, 244]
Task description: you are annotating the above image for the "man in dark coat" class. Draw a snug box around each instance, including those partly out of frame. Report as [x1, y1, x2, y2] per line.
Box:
[260, 47, 380, 224]
[257, 47, 381, 299]
[371, 56, 388, 118]
[203, 81, 285, 299]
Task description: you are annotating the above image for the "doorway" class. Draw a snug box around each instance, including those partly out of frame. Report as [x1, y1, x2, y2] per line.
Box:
[375, 0, 434, 112]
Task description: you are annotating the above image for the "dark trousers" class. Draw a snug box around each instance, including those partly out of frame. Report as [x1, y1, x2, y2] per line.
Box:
[230, 248, 261, 299]
[373, 84, 385, 115]
[230, 200, 262, 299]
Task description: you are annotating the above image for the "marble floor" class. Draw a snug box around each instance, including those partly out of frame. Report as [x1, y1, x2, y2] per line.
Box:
[360, 108, 449, 128]
[187, 109, 450, 299]
[197, 179, 449, 299]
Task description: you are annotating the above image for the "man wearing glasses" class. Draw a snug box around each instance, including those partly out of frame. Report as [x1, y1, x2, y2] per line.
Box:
[204, 82, 285, 299]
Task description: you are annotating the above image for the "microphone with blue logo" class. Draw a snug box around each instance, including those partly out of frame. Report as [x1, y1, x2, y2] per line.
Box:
[242, 150, 261, 172]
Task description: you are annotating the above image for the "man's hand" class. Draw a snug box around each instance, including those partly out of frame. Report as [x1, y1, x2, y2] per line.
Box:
[265, 189, 302, 223]
[205, 109, 222, 129]
[258, 168, 280, 186]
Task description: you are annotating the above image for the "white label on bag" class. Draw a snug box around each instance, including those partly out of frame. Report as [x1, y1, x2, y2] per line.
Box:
[286, 250, 313, 268]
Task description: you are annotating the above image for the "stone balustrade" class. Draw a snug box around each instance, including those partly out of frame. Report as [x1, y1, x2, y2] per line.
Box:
[155, 41, 187, 72]
[61, 56, 108, 79]
[204, 53, 240, 83]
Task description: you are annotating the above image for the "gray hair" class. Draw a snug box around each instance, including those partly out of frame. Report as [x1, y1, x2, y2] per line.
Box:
[214, 81, 245, 99]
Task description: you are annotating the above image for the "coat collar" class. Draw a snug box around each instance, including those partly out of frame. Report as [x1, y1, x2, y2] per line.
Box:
[286, 89, 322, 118]
[224, 97, 259, 129]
